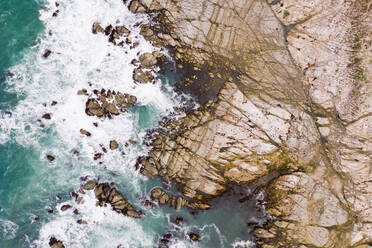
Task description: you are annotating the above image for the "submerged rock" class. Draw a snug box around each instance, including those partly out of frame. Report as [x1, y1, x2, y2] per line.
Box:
[188, 233, 200, 242]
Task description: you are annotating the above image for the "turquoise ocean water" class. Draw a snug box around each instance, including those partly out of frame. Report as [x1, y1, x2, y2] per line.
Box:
[0, 0, 264, 247]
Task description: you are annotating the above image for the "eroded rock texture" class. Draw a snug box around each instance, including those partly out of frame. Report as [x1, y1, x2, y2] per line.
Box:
[130, 0, 372, 246]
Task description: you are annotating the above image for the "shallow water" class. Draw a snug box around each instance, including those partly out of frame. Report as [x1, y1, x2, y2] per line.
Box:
[0, 0, 263, 247]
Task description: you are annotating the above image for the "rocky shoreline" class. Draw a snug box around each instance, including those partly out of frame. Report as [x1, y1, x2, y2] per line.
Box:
[128, 0, 372, 247]
[43, 0, 371, 246]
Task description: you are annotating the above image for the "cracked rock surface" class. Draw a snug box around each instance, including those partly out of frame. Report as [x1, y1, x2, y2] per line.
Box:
[130, 0, 372, 246]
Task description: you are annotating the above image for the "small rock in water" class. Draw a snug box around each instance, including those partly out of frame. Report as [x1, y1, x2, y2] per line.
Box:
[51, 101, 58, 106]
[60, 205, 72, 211]
[77, 89, 88, 95]
[49, 237, 65, 248]
[73, 209, 79, 215]
[110, 140, 119, 150]
[42, 113, 52, 119]
[187, 233, 200, 242]
[94, 153, 102, 160]
[46, 155, 55, 162]
[47, 208, 54, 214]
[43, 49, 52, 58]
[77, 219, 88, 224]
[83, 180, 96, 190]
[92, 22, 104, 34]
[80, 129, 91, 136]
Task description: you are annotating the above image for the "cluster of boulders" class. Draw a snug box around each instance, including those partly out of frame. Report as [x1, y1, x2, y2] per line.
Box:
[81, 89, 137, 118]
[149, 187, 210, 211]
[92, 22, 131, 46]
[132, 51, 167, 83]
[82, 180, 141, 218]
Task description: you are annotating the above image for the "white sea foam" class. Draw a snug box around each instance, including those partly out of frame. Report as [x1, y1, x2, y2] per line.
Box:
[231, 239, 254, 248]
[34, 191, 153, 247]
[0, 219, 19, 240]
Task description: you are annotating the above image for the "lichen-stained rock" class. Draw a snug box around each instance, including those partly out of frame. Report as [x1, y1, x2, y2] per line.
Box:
[131, 0, 372, 246]
[258, 171, 351, 247]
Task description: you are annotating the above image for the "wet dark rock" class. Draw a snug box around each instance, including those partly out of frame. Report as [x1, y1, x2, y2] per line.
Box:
[188, 233, 200, 242]
[52, 11, 58, 17]
[175, 216, 184, 225]
[110, 140, 119, 150]
[104, 25, 113, 36]
[49, 237, 65, 248]
[73, 209, 79, 215]
[60, 205, 72, 211]
[83, 180, 96, 190]
[46, 155, 55, 162]
[55, 2, 59, 7]
[43, 50, 52, 58]
[77, 219, 88, 224]
[80, 129, 91, 136]
[94, 153, 102, 160]
[42, 113, 52, 119]
[51, 101, 58, 106]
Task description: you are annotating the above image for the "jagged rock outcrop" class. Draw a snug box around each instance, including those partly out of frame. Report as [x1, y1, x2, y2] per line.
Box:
[130, 0, 372, 246]
[82, 89, 137, 118]
[82, 181, 141, 218]
[149, 187, 211, 210]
